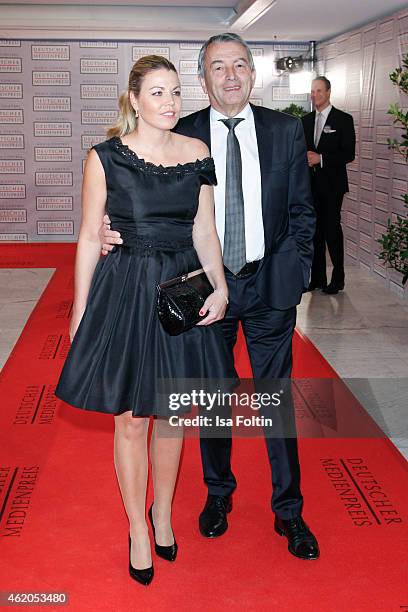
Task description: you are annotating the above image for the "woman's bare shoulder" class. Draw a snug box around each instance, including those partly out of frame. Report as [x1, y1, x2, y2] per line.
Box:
[173, 133, 210, 162]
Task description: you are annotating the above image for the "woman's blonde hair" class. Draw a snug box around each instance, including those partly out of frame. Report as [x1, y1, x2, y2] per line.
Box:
[107, 55, 178, 138]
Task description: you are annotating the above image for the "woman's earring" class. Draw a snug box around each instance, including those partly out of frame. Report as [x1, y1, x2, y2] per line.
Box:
[135, 109, 139, 118]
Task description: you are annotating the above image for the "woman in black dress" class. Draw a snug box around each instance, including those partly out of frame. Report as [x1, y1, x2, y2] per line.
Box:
[55, 56, 234, 585]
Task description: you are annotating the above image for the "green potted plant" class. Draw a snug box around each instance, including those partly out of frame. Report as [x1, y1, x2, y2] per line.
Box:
[276, 103, 308, 119]
[378, 54, 408, 285]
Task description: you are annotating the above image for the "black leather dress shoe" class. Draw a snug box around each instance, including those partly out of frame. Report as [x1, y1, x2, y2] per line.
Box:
[128, 534, 154, 585]
[307, 282, 327, 291]
[199, 495, 232, 538]
[322, 283, 344, 295]
[148, 504, 178, 562]
[274, 516, 320, 560]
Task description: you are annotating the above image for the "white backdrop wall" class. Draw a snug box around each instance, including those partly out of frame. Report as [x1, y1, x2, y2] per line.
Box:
[0, 38, 309, 243]
[317, 7, 408, 297]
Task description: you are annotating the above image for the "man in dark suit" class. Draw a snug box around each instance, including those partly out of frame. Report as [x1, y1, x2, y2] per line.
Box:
[302, 77, 356, 294]
[101, 33, 319, 559]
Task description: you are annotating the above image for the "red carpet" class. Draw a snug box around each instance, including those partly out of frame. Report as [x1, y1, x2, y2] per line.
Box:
[1, 244, 407, 612]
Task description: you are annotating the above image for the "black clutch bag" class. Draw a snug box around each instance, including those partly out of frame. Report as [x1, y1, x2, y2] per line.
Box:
[157, 268, 213, 336]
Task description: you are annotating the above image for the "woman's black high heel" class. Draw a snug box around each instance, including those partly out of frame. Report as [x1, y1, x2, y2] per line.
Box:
[148, 504, 178, 562]
[128, 534, 154, 585]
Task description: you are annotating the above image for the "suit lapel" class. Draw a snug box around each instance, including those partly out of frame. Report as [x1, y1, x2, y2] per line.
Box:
[326, 106, 336, 125]
[193, 106, 211, 149]
[317, 106, 335, 149]
[306, 111, 316, 149]
[251, 104, 273, 219]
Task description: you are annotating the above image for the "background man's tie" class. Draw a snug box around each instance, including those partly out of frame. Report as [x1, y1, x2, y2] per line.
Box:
[220, 117, 246, 275]
[314, 111, 324, 147]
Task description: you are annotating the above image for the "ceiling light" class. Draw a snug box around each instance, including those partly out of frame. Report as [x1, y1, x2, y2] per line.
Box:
[276, 55, 304, 72]
[230, 0, 278, 31]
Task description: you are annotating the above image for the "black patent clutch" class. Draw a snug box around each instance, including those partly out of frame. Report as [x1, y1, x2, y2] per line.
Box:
[157, 268, 213, 336]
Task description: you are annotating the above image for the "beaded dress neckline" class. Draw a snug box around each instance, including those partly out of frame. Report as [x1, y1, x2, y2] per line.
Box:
[110, 136, 213, 175]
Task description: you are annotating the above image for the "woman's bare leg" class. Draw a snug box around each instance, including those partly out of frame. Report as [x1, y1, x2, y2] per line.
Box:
[114, 412, 151, 569]
[150, 419, 183, 545]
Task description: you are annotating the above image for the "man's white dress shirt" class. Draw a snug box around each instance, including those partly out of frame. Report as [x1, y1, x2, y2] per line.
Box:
[210, 103, 264, 262]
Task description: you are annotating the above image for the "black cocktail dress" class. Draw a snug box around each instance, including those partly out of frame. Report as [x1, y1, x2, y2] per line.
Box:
[55, 137, 235, 416]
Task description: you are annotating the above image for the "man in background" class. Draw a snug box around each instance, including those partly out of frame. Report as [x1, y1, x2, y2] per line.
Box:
[302, 76, 356, 294]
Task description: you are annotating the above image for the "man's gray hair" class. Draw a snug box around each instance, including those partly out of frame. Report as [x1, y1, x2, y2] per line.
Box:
[197, 33, 255, 78]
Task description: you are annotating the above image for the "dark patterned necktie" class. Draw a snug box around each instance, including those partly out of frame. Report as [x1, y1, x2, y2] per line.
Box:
[220, 117, 246, 275]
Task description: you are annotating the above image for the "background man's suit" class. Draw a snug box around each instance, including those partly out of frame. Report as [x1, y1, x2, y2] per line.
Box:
[175, 104, 316, 519]
[302, 107, 355, 288]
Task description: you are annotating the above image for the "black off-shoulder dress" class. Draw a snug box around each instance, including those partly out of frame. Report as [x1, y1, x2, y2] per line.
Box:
[55, 137, 235, 416]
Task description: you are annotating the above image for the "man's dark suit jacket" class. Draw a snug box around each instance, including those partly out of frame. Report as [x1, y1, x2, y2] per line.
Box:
[301, 106, 355, 196]
[174, 104, 315, 310]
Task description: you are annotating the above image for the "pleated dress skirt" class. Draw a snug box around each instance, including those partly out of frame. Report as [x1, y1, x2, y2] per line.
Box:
[55, 240, 236, 417]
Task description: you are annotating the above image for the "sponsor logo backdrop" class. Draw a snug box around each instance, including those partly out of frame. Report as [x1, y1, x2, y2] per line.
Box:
[0, 39, 308, 242]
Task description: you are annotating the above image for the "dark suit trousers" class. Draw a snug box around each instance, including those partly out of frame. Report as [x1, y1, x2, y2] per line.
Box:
[200, 269, 303, 519]
[311, 187, 345, 287]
